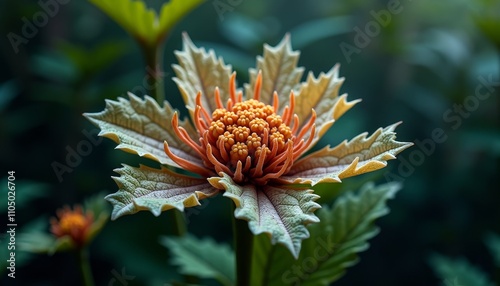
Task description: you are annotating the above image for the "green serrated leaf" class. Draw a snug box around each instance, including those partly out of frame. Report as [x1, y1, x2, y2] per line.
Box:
[160, 234, 235, 286]
[253, 181, 400, 285]
[280, 122, 413, 185]
[484, 232, 500, 267]
[172, 33, 233, 119]
[89, 0, 204, 46]
[245, 34, 304, 107]
[429, 254, 495, 286]
[107, 164, 219, 219]
[209, 173, 321, 258]
[84, 93, 200, 168]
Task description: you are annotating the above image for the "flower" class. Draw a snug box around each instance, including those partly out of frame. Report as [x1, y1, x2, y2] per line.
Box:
[84, 33, 412, 257]
[18, 195, 109, 255]
[164, 72, 317, 186]
[50, 205, 93, 247]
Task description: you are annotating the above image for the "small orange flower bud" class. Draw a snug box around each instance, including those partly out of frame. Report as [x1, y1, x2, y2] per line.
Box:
[50, 205, 93, 247]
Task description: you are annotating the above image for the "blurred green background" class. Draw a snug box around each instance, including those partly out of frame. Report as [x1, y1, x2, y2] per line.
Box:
[1, 0, 499, 285]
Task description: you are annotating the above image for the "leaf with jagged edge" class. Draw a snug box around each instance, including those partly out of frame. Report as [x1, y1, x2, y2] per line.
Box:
[84, 93, 201, 168]
[295, 65, 361, 147]
[89, 0, 204, 46]
[172, 33, 233, 119]
[106, 164, 219, 220]
[208, 173, 320, 258]
[280, 122, 413, 186]
[429, 254, 495, 286]
[160, 234, 235, 286]
[252, 181, 401, 286]
[245, 34, 305, 108]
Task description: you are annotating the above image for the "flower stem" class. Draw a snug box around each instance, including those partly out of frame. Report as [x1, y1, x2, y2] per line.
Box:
[77, 247, 94, 286]
[167, 209, 187, 236]
[140, 42, 165, 103]
[233, 208, 253, 286]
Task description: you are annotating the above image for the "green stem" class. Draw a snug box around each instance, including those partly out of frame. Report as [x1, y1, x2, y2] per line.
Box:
[261, 245, 277, 286]
[167, 209, 187, 236]
[233, 208, 253, 286]
[166, 210, 197, 284]
[77, 247, 94, 286]
[140, 42, 165, 103]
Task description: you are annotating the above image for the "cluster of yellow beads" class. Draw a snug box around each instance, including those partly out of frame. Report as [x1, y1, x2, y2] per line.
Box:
[208, 99, 292, 167]
[59, 213, 87, 232]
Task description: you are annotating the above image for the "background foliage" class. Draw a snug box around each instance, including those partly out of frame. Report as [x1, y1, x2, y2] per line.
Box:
[0, 0, 499, 285]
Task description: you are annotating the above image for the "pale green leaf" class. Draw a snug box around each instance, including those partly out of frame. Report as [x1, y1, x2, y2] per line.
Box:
[107, 164, 219, 219]
[208, 173, 320, 258]
[280, 122, 413, 185]
[17, 218, 73, 255]
[484, 232, 500, 267]
[429, 254, 495, 286]
[245, 34, 305, 107]
[295, 65, 361, 147]
[84, 93, 200, 168]
[253, 181, 401, 285]
[160, 234, 235, 286]
[19, 234, 73, 255]
[172, 33, 233, 118]
[89, 0, 203, 46]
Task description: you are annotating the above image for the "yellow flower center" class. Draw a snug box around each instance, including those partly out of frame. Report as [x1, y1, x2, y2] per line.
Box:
[208, 100, 291, 167]
[165, 72, 317, 185]
[59, 212, 88, 233]
[50, 206, 92, 246]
